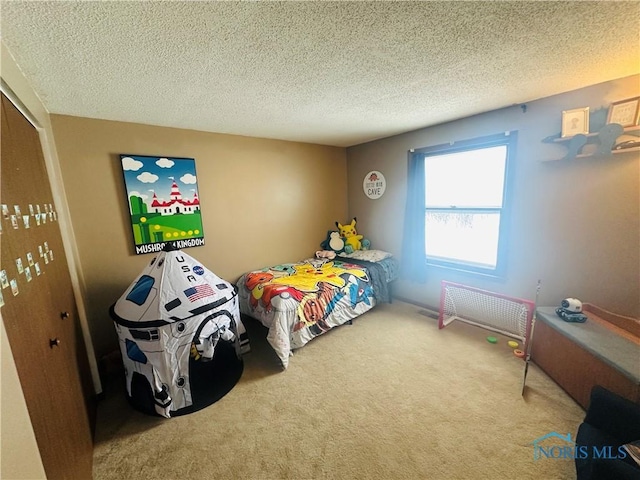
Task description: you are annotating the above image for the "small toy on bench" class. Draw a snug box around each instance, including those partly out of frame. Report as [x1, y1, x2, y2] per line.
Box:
[556, 297, 588, 323]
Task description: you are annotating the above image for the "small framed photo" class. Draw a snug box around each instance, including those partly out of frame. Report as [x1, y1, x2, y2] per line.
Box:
[561, 107, 590, 138]
[606, 96, 640, 127]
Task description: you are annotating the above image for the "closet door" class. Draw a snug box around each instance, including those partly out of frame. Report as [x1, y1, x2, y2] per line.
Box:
[1, 93, 93, 479]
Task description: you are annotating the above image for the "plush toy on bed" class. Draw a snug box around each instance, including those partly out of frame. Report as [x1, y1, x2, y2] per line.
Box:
[335, 218, 370, 254]
[320, 230, 345, 254]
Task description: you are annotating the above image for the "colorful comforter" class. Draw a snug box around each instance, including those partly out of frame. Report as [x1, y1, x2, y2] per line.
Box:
[236, 259, 377, 368]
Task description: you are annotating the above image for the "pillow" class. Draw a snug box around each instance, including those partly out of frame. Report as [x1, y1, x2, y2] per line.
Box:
[339, 249, 392, 262]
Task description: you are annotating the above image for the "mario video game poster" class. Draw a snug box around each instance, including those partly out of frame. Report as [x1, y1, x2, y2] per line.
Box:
[120, 154, 205, 255]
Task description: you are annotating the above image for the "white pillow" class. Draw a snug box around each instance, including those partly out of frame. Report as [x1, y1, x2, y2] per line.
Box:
[340, 249, 392, 262]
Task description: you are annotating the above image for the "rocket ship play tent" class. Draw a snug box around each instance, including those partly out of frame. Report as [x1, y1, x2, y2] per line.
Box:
[109, 246, 250, 418]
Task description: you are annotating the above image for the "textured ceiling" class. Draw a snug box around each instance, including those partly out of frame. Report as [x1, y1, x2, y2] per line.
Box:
[1, 1, 639, 147]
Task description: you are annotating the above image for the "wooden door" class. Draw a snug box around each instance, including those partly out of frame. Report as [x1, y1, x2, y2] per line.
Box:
[1, 93, 94, 479]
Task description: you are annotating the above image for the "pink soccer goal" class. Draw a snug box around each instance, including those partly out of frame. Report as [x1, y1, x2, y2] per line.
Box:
[438, 281, 535, 352]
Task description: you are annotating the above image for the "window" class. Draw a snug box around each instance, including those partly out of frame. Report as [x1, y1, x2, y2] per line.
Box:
[419, 132, 516, 276]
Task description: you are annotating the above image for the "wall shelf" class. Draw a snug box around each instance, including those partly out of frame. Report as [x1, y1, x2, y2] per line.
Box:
[542, 124, 640, 162]
[573, 146, 640, 159]
[612, 146, 640, 155]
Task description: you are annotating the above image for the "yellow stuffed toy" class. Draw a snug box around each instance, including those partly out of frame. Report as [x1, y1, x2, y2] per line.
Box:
[336, 218, 364, 253]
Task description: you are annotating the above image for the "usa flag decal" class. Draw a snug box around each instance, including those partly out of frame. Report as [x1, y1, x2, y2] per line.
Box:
[184, 284, 215, 302]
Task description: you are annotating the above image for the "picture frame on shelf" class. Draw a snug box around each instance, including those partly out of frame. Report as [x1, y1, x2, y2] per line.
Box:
[606, 96, 640, 128]
[561, 107, 590, 138]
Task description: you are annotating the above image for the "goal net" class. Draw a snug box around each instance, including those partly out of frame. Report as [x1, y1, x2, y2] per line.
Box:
[439, 281, 534, 349]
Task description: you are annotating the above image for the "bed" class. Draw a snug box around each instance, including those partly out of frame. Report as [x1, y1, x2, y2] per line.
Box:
[236, 250, 399, 368]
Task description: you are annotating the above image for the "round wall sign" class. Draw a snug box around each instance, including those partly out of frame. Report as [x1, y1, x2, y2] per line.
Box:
[363, 170, 386, 199]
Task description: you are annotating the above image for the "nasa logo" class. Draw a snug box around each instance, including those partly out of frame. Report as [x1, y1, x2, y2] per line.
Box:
[193, 265, 205, 276]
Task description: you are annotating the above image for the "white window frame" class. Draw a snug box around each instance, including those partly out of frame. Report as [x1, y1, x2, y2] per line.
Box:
[418, 132, 517, 277]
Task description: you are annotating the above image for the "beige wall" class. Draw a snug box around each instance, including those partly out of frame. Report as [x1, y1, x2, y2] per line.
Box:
[347, 75, 640, 317]
[50, 116, 348, 359]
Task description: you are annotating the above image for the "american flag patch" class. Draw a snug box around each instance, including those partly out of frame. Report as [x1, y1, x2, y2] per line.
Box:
[184, 284, 215, 302]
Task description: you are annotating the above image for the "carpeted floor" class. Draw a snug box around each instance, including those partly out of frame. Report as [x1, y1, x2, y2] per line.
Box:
[93, 301, 585, 479]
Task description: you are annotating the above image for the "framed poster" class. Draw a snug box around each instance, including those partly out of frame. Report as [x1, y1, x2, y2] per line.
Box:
[120, 154, 205, 254]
